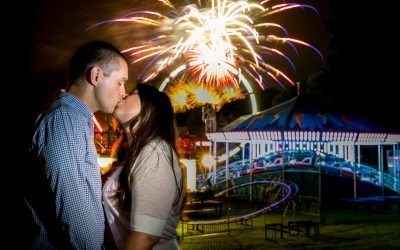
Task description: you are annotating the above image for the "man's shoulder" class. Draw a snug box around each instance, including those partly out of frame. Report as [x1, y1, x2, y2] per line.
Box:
[33, 102, 89, 137]
[37, 99, 83, 122]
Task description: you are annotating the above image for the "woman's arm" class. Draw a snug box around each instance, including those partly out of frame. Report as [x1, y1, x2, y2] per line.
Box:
[127, 140, 179, 249]
[123, 231, 160, 250]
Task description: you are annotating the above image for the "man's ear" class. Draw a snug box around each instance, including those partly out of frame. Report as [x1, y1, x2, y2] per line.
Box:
[87, 66, 102, 86]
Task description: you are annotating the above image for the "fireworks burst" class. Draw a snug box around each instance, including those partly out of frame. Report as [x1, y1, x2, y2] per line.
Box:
[88, 0, 322, 111]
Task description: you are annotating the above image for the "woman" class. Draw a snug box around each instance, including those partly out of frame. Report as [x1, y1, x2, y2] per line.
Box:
[103, 82, 184, 250]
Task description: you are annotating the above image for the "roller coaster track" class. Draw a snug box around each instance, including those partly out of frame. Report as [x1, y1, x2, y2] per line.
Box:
[183, 180, 293, 225]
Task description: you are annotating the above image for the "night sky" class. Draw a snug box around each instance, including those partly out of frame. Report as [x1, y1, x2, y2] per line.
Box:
[11, 0, 400, 149]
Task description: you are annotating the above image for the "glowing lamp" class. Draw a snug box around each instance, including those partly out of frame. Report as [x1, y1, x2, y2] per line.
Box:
[201, 154, 214, 169]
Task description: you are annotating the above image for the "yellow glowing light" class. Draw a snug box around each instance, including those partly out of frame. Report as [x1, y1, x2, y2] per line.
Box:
[171, 89, 188, 106]
[165, 80, 245, 113]
[192, 87, 219, 104]
[201, 154, 214, 168]
[97, 157, 115, 174]
[180, 159, 197, 192]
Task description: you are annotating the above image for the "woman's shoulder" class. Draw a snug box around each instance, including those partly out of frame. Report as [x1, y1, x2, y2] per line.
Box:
[144, 138, 172, 153]
[140, 138, 178, 163]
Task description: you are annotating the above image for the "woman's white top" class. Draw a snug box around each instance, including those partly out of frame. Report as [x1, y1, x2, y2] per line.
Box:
[103, 139, 183, 249]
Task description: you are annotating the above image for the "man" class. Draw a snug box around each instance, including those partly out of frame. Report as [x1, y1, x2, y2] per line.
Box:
[24, 41, 128, 249]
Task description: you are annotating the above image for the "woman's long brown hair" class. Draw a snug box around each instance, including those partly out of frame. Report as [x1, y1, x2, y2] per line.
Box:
[115, 82, 183, 210]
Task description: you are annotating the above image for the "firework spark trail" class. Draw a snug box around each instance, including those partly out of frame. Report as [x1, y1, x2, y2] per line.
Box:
[88, 0, 322, 111]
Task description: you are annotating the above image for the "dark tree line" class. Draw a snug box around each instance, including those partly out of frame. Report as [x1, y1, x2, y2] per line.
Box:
[303, 0, 399, 132]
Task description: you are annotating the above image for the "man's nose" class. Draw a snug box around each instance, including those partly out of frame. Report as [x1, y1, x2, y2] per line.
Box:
[120, 86, 126, 96]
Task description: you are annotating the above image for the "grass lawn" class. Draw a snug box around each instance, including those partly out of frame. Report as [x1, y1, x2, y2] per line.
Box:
[179, 207, 400, 249]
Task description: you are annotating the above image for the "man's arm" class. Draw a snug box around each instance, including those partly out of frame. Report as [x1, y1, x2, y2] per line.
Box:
[40, 111, 103, 249]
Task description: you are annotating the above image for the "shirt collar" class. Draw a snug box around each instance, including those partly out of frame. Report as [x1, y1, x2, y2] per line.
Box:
[58, 92, 93, 119]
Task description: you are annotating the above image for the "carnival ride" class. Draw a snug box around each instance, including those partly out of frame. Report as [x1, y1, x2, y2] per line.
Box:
[183, 147, 398, 234]
[206, 149, 396, 190]
[184, 180, 298, 226]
